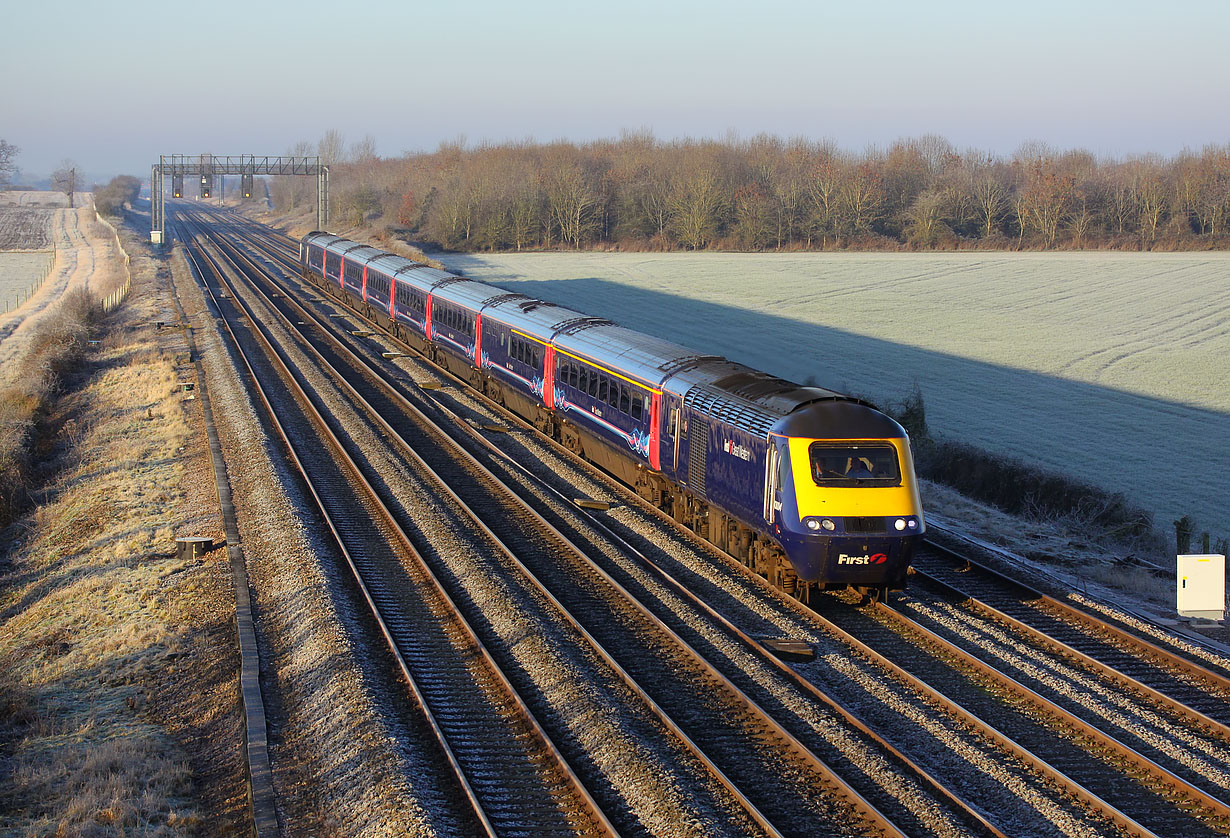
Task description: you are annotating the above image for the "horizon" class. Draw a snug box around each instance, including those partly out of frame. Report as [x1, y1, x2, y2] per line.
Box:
[3, 0, 1228, 181]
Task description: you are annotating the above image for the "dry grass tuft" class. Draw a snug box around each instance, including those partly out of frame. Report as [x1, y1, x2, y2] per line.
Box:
[0, 288, 100, 526]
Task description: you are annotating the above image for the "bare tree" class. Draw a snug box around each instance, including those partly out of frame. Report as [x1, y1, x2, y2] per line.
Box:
[349, 134, 378, 165]
[51, 159, 79, 208]
[969, 171, 1010, 239]
[0, 139, 17, 189]
[668, 166, 726, 249]
[1015, 157, 1074, 247]
[541, 148, 598, 248]
[318, 129, 347, 167]
[903, 190, 948, 247]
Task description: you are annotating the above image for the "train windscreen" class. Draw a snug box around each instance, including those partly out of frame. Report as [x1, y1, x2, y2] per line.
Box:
[808, 442, 900, 486]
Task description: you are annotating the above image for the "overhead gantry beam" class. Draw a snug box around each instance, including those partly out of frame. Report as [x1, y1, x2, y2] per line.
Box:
[150, 154, 329, 244]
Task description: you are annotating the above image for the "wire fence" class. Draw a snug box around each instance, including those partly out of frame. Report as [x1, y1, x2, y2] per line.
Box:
[95, 212, 132, 314]
[2, 247, 56, 314]
[2, 209, 133, 316]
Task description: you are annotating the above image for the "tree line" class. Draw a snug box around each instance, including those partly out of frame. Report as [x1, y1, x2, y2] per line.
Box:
[271, 132, 1230, 252]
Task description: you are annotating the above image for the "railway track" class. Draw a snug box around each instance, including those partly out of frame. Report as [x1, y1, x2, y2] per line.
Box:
[178, 206, 1230, 837]
[178, 214, 616, 837]
[178, 208, 935, 836]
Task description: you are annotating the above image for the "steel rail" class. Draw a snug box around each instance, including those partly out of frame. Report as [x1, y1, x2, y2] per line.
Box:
[217, 218, 1004, 837]
[920, 537, 1230, 693]
[912, 564, 1230, 744]
[191, 209, 913, 838]
[871, 600, 1230, 827]
[177, 214, 618, 837]
[202, 208, 1226, 836]
[211, 209, 1161, 836]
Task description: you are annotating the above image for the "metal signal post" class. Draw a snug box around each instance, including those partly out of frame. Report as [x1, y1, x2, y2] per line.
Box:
[150, 154, 329, 244]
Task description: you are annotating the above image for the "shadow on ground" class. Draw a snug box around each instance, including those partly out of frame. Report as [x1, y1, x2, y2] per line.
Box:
[440, 256, 1229, 542]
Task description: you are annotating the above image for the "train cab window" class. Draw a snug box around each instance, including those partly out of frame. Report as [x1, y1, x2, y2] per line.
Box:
[809, 443, 900, 486]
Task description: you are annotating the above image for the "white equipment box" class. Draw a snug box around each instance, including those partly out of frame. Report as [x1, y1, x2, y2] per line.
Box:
[1176, 553, 1225, 621]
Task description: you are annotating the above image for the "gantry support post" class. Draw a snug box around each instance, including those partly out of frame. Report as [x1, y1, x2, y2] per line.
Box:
[317, 165, 329, 230]
[151, 160, 165, 245]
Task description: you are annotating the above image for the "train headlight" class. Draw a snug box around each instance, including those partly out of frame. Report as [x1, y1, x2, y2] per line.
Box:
[806, 518, 821, 531]
[907, 518, 918, 530]
[821, 518, 836, 532]
[895, 518, 907, 531]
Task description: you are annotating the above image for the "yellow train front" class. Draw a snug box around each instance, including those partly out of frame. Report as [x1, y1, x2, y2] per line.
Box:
[767, 398, 925, 598]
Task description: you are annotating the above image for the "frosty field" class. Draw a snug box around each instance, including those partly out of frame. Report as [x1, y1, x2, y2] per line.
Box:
[0, 251, 54, 309]
[440, 251, 1230, 546]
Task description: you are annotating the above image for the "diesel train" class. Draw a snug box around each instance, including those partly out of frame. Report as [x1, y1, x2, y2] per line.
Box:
[300, 232, 925, 600]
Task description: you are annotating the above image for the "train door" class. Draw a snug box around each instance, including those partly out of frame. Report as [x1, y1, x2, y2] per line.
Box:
[543, 345, 556, 408]
[763, 436, 787, 530]
[648, 393, 662, 471]
[660, 392, 682, 481]
[473, 314, 483, 367]
[763, 440, 779, 525]
[361, 266, 368, 302]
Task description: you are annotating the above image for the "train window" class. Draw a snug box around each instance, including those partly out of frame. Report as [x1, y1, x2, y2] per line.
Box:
[577, 368, 588, 392]
[809, 443, 900, 486]
[587, 370, 599, 397]
[569, 363, 578, 388]
[631, 394, 643, 421]
[619, 385, 630, 414]
[597, 377, 609, 404]
[607, 379, 618, 408]
[532, 347, 540, 368]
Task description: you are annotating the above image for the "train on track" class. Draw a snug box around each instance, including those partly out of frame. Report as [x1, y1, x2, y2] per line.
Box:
[300, 232, 925, 600]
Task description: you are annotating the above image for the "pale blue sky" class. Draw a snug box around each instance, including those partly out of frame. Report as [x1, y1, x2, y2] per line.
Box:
[3, 0, 1227, 181]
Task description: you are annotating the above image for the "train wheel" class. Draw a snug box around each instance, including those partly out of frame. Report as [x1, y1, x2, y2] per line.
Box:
[856, 585, 888, 605]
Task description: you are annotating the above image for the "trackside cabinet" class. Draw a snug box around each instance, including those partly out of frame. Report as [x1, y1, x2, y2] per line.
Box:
[1176, 554, 1225, 621]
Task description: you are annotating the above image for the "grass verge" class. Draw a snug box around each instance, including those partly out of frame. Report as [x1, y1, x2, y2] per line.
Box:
[0, 220, 244, 834]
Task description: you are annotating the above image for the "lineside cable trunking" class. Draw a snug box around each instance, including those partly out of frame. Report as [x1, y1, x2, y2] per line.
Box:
[1176, 553, 1225, 622]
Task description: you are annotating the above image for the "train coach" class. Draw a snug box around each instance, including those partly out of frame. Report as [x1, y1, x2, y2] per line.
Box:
[301, 232, 925, 601]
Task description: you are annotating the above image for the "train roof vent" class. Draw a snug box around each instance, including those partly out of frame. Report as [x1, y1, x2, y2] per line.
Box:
[656, 354, 724, 376]
[554, 316, 614, 334]
[517, 299, 562, 313]
[711, 371, 854, 415]
[431, 276, 470, 290]
[391, 262, 429, 276]
[482, 292, 530, 306]
[685, 386, 777, 438]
